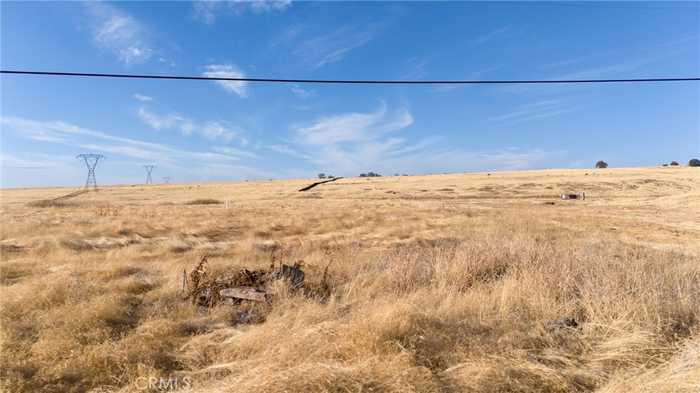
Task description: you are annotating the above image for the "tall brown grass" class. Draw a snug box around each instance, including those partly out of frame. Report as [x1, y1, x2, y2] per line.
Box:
[1, 167, 698, 392]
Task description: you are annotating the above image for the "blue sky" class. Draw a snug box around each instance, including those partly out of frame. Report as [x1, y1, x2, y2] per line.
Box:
[1, 1, 698, 188]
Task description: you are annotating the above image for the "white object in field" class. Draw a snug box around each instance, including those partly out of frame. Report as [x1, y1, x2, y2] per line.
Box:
[560, 192, 585, 200]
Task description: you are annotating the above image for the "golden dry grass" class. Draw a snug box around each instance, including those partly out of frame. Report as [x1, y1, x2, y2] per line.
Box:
[1, 166, 699, 392]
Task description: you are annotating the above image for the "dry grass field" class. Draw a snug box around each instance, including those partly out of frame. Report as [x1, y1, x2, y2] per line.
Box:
[1, 167, 699, 393]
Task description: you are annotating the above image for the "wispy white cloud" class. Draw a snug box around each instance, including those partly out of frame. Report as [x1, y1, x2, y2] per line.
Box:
[540, 56, 588, 70]
[432, 65, 502, 93]
[261, 103, 422, 174]
[194, 0, 291, 24]
[556, 60, 649, 81]
[1, 152, 75, 170]
[0, 152, 86, 188]
[85, 2, 152, 65]
[293, 24, 380, 69]
[0, 116, 250, 166]
[245, 0, 292, 13]
[158, 57, 176, 67]
[404, 148, 564, 173]
[508, 45, 690, 96]
[472, 26, 510, 45]
[270, 103, 563, 176]
[540, 35, 697, 73]
[0, 117, 277, 186]
[201, 121, 248, 145]
[193, 2, 219, 25]
[213, 146, 259, 159]
[138, 108, 184, 131]
[271, 24, 304, 48]
[294, 102, 413, 145]
[402, 57, 430, 80]
[290, 84, 315, 99]
[266, 144, 312, 160]
[202, 64, 248, 97]
[1, 112, 565, 186]
[132, 93, 153, 102]
[487, 99, 577, 126]
[137, 107, 248, 145]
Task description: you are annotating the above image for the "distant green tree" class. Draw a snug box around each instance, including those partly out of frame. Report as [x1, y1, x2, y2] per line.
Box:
[595, 160, 608, 169]
[689, 159, 700, 167]
[318, 173, 326, 179]
[670, 161, 679, 166]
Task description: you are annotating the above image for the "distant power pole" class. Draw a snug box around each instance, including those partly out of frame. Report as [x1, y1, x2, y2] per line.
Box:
[76, 154, 104, 190]
[162, 176, 170, 184]
[144, 165, 155, 185]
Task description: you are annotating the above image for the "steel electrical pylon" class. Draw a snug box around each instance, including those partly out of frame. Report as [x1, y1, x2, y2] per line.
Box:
[76, 154, 104, 190]
[144, 165, 155, 185]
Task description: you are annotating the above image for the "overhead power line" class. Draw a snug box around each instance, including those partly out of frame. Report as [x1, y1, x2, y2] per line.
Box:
[1, 69, 699, 85]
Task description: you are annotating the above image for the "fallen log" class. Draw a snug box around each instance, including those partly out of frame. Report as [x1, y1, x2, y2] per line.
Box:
[220, 286, 267, 302]
[298, 177, 343, 192]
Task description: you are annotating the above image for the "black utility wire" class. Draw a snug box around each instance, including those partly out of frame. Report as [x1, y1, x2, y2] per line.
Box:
[1, 70, 699, 84]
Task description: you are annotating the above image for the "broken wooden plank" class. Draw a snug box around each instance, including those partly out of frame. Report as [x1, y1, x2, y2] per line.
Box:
[298, 177, 343, 192]
[219, 286, 267, 302]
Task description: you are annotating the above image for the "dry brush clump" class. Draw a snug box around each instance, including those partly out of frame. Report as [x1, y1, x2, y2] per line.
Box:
[26, 199, 80, 208]
[173, 225, 699, 393]
[185, 199, 223, 205]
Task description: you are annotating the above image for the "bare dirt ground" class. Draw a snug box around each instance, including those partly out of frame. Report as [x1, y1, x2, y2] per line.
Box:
[1, 167, 698, 392]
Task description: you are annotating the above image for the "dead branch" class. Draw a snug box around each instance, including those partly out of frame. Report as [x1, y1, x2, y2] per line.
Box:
[298, 177, 343, 192]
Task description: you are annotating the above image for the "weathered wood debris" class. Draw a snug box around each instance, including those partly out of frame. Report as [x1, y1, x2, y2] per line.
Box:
[183, 256, 305, 307]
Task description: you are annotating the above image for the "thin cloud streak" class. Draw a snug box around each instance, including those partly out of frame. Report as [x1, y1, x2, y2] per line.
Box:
[266, 144, 313, 161]
[290, 84, 315, 99]
[487, 99, 577, 126]
[0, 116, 254, 166]
[293, 24, 381, 69]
[194, 0, 291, 24]
[132, 93, 153, 102]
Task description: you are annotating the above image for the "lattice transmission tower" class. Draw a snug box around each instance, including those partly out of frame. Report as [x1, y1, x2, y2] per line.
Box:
[76, 154, 104, 190]
[144, 165, 155, 185]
